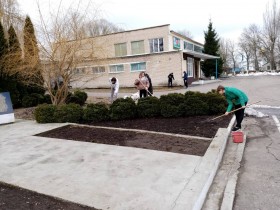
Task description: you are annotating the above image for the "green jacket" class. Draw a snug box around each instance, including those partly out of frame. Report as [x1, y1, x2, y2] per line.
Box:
[224, 87, 248, 112]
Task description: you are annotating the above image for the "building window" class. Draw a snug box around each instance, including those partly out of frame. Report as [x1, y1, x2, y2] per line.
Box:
[149, 38, 163, 53]
[92, 66, 105, 74]
[130, 62, 146, 72]
[109, 64, 124, 73]
[114, 43, 127, 57]
[173, 37, 180, 49]
[194, 45, 203, 53]
[131, 40, 144, 55]
[73, 67, 86, 74]
[184, 42, 194, 51]
[187, 57, 194, 77]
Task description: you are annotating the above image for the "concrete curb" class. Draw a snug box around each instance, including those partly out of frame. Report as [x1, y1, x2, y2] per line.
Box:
[192, 116, 236, 210]
[220, 134, 247, 210]
[171, 116, 236, 210]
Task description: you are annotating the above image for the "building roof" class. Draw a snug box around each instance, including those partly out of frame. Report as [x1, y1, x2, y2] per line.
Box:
[170, 30, 203, 46]
[183, 50, 220, 60]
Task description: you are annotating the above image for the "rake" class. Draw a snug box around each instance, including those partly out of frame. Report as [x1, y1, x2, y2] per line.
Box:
[204, 100, 261, 122]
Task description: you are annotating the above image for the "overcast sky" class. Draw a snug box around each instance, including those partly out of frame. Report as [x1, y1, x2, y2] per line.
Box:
[19, 0, 274, 43]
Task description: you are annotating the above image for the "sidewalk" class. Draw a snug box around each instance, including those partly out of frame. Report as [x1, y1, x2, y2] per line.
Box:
[0, 118, 234, 210]
[203, 115, 280, 210]
[234, 116, 280, 210]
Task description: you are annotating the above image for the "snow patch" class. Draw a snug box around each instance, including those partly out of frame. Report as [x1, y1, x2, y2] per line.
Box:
[245, 107, 268, 118]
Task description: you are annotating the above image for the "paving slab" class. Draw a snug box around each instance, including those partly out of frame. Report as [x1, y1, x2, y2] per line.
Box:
[0, 119, 232, 210]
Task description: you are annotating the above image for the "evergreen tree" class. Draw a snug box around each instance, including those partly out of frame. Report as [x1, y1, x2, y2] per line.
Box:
[7, 25, 22, 73]
[201, 20, 223, 77]
[0, 21, 8, 79]
[23, 15, 44, 92]
[23, 16, 39, 60]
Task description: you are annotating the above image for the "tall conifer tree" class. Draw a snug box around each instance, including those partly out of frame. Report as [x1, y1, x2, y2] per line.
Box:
[23, 16, 43, 91]
[23, 16, 39, 60]
[0, 21, 8, 79]
[201, 20, 223, 77]
[7, 25, 22, 73]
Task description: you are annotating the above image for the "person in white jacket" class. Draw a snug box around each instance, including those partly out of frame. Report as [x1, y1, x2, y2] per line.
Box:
[109, 77, 119, 103]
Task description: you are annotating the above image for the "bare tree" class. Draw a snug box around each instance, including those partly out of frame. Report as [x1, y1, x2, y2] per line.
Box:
[83, 19, 124, 37]
[175, 29, 193, 39]
[239, 33, 252, 71]
[34, 0, 108, 105]
[240, 24, 262, 70]
[219, 38, 231, 69]
[227, 40, 240, 73]
[260, 0, 280, 70]
[0, 0, 23, 32]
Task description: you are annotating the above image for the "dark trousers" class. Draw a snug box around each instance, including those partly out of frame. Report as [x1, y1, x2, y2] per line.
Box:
[184, 79, 188, 87]
[168, 79, 173, 87]
[139, 89, 147, 98]
[234, 102, 247, 128]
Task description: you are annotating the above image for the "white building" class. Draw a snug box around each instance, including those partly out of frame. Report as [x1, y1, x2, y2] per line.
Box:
[68, 24, 219, 88]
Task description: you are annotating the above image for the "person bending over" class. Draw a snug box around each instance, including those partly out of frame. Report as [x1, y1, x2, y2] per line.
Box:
[217, 85, 248, 131]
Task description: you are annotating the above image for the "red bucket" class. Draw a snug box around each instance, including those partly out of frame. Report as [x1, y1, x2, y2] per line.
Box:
[232, 131, 244, 143]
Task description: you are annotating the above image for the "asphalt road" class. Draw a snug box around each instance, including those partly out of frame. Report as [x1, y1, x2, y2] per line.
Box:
[87, 75, 280, 107]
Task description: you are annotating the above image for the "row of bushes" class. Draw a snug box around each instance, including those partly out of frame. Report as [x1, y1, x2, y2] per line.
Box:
[22, 89, 88, 108]
[34, 91, 227, 123]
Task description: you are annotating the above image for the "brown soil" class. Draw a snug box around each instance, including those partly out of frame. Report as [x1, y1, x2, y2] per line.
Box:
[37, 125, 211, 156]
[36, 115, 232, 156]
[0, 182, 99, 210]
[89, 115, 232, 138]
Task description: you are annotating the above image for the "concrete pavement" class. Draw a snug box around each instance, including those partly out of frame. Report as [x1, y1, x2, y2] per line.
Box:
[0, 117, 234, 210]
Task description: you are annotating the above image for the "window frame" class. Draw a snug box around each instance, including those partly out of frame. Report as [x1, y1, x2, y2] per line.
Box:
[114, 42, 127, 57]
[187, 57, 194, 77]
[130, 62, 147, 72]
[92, 66, 105, 74]
[149, 38, 164, 53]
[109, 64, 124, 73]
[131, 40, 145, 55]
[184, 41, 194, 51]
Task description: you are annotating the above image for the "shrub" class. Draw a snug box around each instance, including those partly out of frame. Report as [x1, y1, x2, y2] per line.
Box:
[83, 103, 109, 122]
[67, 90, 88, 106]
[54, 103, 83, 123]
[160, 93, 185, 117]
[34, 104, 57, 123]
[137, 97, 161, 118]
[205, 92, 227, 114]
[110, 98, 137, 120]
[22, 95, 38, 107]
[180, 97, 209, 116]
[30, 93, 45, 104]
[22, 93, 45, 108]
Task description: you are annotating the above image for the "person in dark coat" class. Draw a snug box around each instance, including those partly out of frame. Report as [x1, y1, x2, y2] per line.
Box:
[144, 73, 153, 96]
[168, 73, 175, 87]
[182, 71, 188, 88]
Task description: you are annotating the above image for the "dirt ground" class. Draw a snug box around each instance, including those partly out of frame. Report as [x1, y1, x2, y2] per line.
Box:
[36, 124, 211, 156]
[0, 182, 99, 210]
[36, 115, 232, 156]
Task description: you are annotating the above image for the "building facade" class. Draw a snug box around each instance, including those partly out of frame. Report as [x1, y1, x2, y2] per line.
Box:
[70, 24, 219, 88]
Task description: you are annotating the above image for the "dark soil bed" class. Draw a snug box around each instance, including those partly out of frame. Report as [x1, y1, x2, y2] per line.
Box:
[0, 182, 99, 210]
[36, 115, 232, 156]
[89, 115, 232, 138]
[36, 125, 211, 156]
